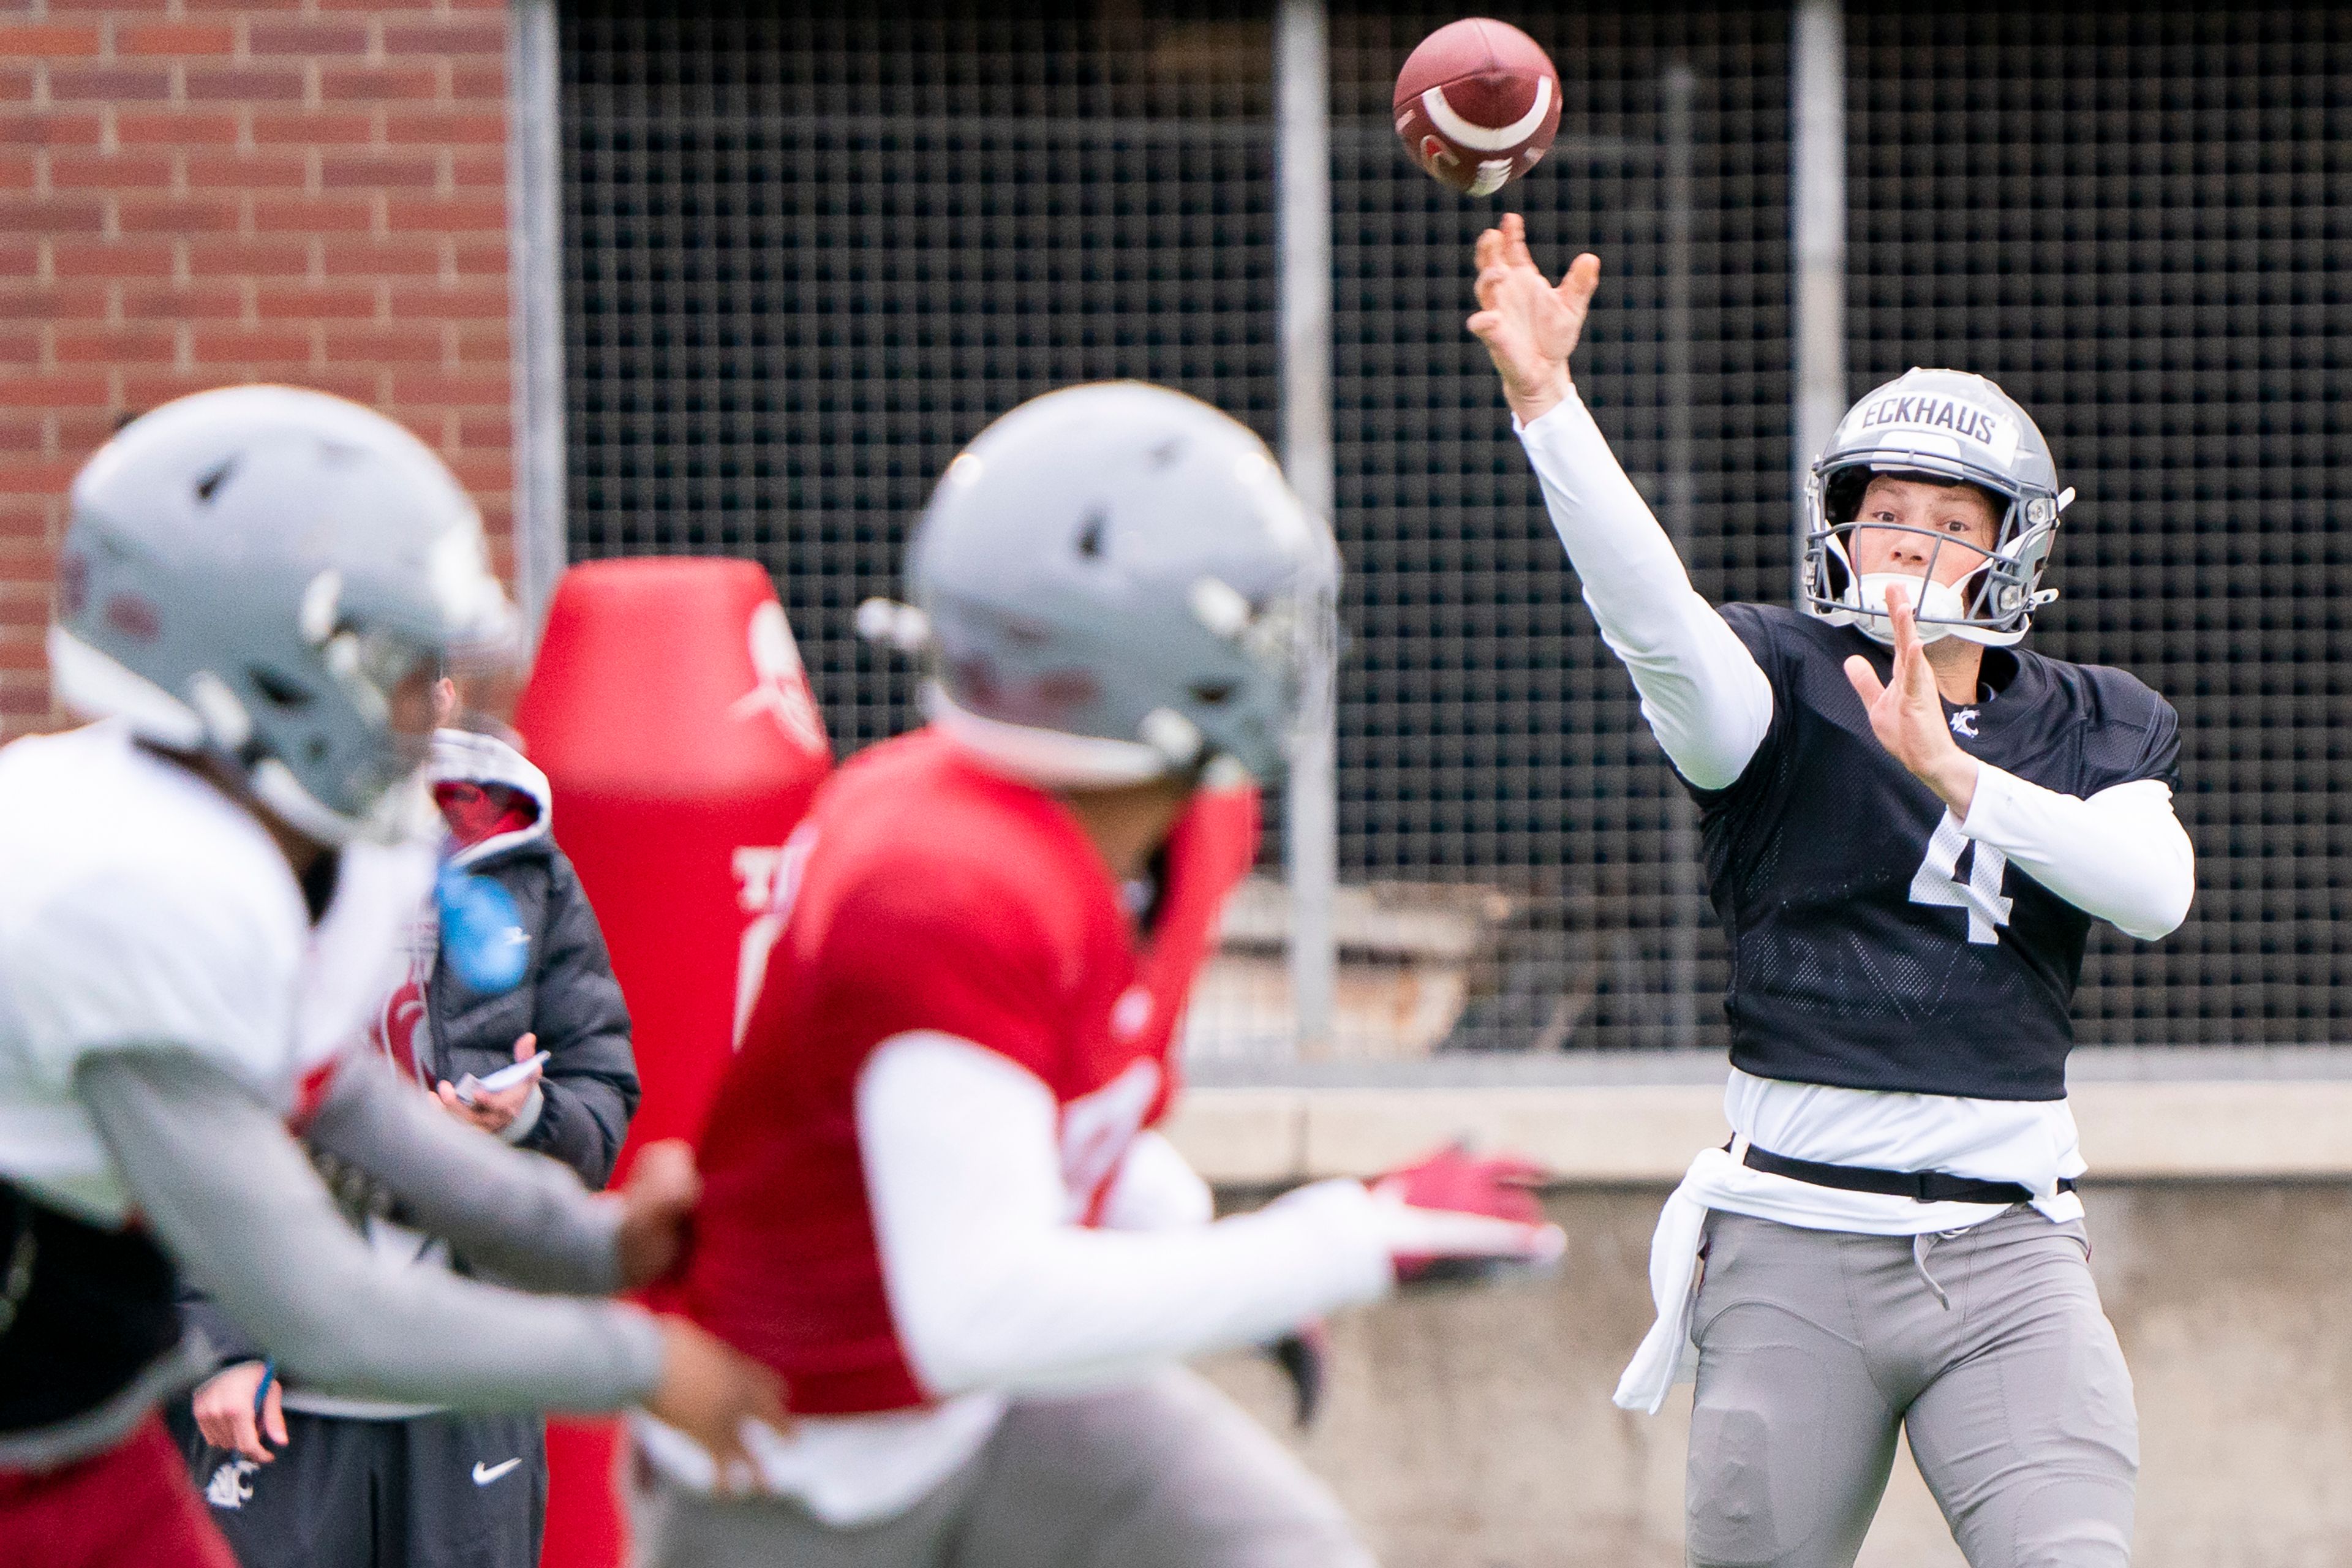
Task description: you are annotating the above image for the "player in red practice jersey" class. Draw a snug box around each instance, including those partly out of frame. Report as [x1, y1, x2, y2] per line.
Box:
[631, 383, 1564, 1566]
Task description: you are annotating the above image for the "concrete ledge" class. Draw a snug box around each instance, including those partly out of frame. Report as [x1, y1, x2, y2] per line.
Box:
[1161, 1078, 2352, 1185]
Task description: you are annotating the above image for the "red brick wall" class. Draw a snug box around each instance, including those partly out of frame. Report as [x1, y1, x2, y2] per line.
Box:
[0, 0, 513, 739]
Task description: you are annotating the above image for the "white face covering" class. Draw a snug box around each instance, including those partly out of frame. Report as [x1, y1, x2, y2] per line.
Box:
[1849, 571, 1972, 645]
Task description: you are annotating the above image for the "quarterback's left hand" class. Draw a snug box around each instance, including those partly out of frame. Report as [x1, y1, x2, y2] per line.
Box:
[1844, 586, 1979, 816]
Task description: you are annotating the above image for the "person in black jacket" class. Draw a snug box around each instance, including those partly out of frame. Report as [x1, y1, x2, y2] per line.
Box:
[419, 722, 638, 1180]
[170, 688, 643, 1568]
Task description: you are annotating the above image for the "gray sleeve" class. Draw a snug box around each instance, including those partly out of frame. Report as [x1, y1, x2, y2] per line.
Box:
[76, 1049, 665, 1414]
[303, 1054, 624, 1296]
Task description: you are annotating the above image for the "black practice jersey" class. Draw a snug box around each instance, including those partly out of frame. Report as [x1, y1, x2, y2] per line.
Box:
[1692, 605, 2181, 1101]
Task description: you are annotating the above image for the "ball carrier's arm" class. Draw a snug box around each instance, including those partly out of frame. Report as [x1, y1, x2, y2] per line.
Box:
[1469, 214, 1773, 793]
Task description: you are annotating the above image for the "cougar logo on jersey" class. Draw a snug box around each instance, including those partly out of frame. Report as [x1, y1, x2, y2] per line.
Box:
[1058, 1058, 1162, 1219]
[1109, 984, 1155, 1041]
[731, 602, 827, 755]
[1950, 707, 1980, 738]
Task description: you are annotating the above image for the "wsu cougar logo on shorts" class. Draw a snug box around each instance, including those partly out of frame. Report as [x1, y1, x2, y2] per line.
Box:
[205, 1457, 259, 1510]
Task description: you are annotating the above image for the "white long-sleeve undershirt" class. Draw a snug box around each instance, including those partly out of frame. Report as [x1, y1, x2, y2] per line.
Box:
[634, 1036, 1396, 1525]
[633, 1032, 1557, 1522]
[1516, 389, 1774, 791]
[1961, 770, 2193, 941]
[1095, 1128, 1215, 1232]
[859, 1032, 1394, 1399]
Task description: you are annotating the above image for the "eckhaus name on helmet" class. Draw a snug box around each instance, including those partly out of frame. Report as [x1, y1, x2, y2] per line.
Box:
[1853, 393, 2021, 466]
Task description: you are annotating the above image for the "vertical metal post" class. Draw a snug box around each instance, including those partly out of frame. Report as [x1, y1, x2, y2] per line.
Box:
[1791, 0, 1847, 575]
[508, 0, 568, 641]
[1275, 0, 1336, 1058]
[1661, 63, 1699, 1051]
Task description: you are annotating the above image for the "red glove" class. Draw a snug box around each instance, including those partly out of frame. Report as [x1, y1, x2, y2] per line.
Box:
[1370, 1142, 1556, 1286]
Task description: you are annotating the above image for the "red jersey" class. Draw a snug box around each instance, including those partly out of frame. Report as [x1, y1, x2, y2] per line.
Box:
[680, 728, 1257, 1415]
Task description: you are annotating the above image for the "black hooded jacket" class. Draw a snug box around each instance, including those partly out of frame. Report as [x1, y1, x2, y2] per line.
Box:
[427, 729, 638, 1186]
[180, 731, 638, 1381]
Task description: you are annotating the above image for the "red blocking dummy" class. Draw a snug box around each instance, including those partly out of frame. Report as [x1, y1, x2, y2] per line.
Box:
[515, 558, 832, 1568]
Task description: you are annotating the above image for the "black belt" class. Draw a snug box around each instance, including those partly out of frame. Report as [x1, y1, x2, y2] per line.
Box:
[1739, 1144, 2074, 1207]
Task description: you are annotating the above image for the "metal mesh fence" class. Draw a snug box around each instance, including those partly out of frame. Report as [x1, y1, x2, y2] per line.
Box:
[562, 0, 1280, 758]
[1845, 2, 2352, 1044]
[562, 0, 1792, 1057]
[562, 0, 2346, 1059]
[1324, 3, 1790, 1052]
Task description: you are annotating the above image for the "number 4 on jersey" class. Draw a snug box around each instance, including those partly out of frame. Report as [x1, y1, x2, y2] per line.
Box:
[1910, 811, 2012, 944]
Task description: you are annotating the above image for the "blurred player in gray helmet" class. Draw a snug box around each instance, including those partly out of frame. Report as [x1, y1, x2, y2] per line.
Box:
[628, 381, 1565, 1568]
[1469, 210, 2192, 1567]
[0, 386, 782, 1567]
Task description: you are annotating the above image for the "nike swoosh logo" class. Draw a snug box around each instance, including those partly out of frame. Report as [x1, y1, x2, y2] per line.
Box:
[472, 1458, 522, 1487]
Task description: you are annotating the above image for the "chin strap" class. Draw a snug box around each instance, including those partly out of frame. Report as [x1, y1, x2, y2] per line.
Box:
[924, 684, 1192, 790]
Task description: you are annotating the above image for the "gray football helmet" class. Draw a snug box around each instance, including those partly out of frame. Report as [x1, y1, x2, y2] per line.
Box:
[50, 385, 516, 843]
[872, 381, 1338, 788]
[1801, 368, 2074, 647]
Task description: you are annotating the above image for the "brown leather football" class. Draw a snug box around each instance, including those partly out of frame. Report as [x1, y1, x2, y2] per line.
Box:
[1392, 17, 1563, 197]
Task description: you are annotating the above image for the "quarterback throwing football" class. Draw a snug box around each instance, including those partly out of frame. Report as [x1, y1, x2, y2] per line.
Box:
[1469, 214, 2192, 1567]
[632, 382, 1563, 1567]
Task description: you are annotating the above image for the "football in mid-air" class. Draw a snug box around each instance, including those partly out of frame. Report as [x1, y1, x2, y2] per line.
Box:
[1393, 18, 1562, 197]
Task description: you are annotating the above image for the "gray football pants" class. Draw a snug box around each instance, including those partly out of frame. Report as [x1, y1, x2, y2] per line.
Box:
[1686, 1207, 2138, 1568]
[631, 1368, 1375, 1568]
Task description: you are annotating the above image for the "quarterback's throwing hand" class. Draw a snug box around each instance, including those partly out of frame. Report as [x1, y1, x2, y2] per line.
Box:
[1843, 586, 1980, 815]
[1467, 210, 1600, 426]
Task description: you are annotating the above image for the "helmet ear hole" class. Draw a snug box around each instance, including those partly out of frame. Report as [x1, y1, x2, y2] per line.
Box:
[193, 459, 236, 505]
[1074, 510, 1107, 560]
[1189, 681, 1235, 707]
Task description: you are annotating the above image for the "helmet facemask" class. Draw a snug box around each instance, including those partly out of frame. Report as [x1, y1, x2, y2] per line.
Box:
[1803, 463, 2067, 648]
[1177, 551, 1339, 788]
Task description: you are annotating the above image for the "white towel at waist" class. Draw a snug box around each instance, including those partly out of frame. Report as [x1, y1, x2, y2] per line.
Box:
[1612, 1136, 2084, 1415]
[632, 1392, 1009, 1528]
